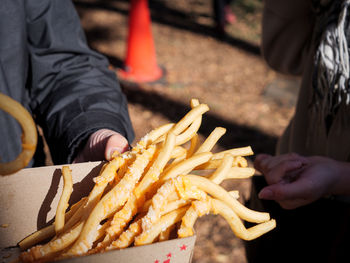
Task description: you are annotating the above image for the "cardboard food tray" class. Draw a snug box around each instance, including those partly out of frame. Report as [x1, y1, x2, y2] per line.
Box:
[0, 162, 196, 263]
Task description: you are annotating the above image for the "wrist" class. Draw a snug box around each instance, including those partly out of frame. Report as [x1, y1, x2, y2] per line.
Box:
[327, 160, 350, 196]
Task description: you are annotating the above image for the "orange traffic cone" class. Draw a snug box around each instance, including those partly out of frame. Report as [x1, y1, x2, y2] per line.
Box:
[118, 0, 164, 83]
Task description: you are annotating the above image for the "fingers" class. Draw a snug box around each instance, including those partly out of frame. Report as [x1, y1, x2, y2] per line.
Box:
[254, 153, 308, 185]
[253, 154, 271, 173]
[258, 177, 317, 209]
[255, 153, 306, 173]
[74, 129, 129, 163]
[267, 160, 305, 184]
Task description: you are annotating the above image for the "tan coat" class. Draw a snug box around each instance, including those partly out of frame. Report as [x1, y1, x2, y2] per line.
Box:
[262, 0, 350, 161]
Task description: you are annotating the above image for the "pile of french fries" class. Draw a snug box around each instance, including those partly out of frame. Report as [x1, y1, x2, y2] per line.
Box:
[18, 99, 276, 263]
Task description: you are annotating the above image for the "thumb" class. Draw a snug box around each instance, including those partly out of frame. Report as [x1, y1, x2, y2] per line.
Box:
[105, 133, 130, 160]
[258, 179, 313, 209]
[258, 182, 302, 200]
[74, 129, 129, 163]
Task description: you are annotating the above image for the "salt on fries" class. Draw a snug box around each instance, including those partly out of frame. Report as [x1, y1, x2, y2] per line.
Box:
[18, 99, 276, 263]
[0, 93, 37, 175]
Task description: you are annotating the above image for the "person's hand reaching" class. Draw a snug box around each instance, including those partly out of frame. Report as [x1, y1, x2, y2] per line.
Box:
[254, 153, 308, 186]
[73, 129, 130, 163]
[255, 153, 350, 209]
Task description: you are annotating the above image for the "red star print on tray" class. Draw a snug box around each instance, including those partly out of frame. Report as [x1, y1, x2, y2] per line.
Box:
[154, 252, 171, 263]
[154, 245, 189, 263]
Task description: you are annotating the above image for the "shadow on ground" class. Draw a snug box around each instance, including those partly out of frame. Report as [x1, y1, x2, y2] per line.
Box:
[121, 82, 277, 156]
[73, 0, 261, 56]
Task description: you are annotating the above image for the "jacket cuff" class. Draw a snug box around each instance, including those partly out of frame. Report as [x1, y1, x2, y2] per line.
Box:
[50, 111, 135, 164]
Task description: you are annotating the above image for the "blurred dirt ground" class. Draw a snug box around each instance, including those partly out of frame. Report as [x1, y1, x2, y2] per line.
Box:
[70, 0, 299, 262]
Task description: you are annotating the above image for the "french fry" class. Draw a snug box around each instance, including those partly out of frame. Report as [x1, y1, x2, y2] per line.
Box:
[158, 223, 176, 242]
[20, 222, 84, 262]
[134, 132, 176, 200]
[134, 206, 190, 246]
[18, 197, 86, 250]
[169, 103, 209, 136]
[195, 127, 226, 154]
[54, 166, 73, 235]
[187, 133, 199, 158]
[184, 175, 270, 223]
[178, 199, 211, 238]
[212, 146, 254, 159]
[208, 154, 234, 184]
[161, 152, 213, 182]
[172, 99, 203, 145]
[108, 217, 143, 250]
[195, 155, 248, 170]
[210, 198, 276, 240]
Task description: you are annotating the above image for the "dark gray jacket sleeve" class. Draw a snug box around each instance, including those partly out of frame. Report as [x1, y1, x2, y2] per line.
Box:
[25, 0, 134, 164]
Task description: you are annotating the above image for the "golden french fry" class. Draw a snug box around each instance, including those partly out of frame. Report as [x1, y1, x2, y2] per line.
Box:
[134, 132, 176, 200]
[195, 127, 226, 154]
[178, 196, 276, 241]
[169, 104, 209, 136]
[18, 197, 87, 250]
[195, 155, 248, 170]
[135, 206, 190, 246]
[161, 152, 213, 182]
[173, 99, 202, 145]
[141, 178, 178, 231]
[227, 167, 255, 179]
[171, 146, 187, 159]
[210, 198, 276, 240]
[162, 154, 186, 174]
[61, 157, 126, 234]
[159, 224, 175, 242]
[19, 226, 54, 253]
[55, 166, 73, 235]
[184, 175, 270, 223]
[208, 154, 234, 184]
[65, 197, 88, 221]
[186, 133, 199, 158]
[190, 98, 199, 107]
[160, 198, 190, 215]
[229, 190, 240, 199]
[148, 123, 175, 143]
[140, 191, 179, 213]
[108, 217, 143, 250]
[178, 199, 211, 238]
[20, 222, 84, 262]
[140, 123, 174, 147]
[93, 194, 139, 252]
[174, 117, 202, 146]
[212, 146, 254, 159]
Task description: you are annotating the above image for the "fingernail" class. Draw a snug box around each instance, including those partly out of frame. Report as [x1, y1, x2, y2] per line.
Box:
[107, 147, 123, 160]
[258, 188, 274, 199]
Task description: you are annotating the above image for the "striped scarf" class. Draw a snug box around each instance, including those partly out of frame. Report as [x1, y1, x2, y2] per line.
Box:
[312, 0, 350, 121]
